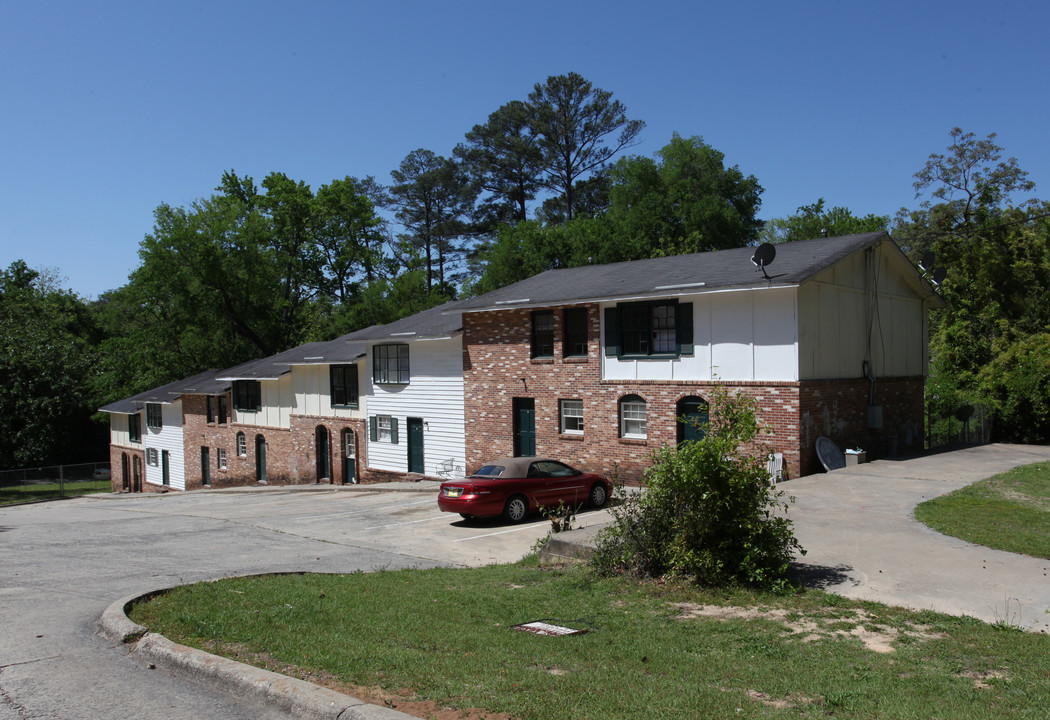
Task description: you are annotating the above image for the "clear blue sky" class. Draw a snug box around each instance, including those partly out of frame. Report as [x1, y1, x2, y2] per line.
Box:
[3, 0, 1047, 299]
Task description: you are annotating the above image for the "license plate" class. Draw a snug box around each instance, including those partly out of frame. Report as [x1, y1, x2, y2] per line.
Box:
[444, 487, 463, 498]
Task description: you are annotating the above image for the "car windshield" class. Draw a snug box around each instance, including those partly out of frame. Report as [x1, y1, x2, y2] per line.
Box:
[471, 465, 505, 478]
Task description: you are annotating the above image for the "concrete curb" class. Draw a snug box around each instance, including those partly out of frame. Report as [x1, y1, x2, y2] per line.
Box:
[99, 593, 417, 720]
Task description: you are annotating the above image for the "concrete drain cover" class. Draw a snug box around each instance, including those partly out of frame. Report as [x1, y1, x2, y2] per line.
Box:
[511, 621, 587, 636]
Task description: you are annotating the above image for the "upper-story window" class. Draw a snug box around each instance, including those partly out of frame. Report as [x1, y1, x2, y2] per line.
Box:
[233, 380, 261, 412]
[128, 414, 142, 443]
[373, 345, 409, 385]
[605, 301, 693, 358]
[331, 365, 359, 408]
[563, 308, 588, 357]
[145, 403, 163, 430]
[206, 396, 229, 424]
[531, 311, 554, 358]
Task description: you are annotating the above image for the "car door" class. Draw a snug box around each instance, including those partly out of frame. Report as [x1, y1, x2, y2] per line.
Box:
[530, 461, 586, 508]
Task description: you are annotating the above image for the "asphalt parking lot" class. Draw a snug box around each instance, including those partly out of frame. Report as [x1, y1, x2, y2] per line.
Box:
[1, 484, 611, 719]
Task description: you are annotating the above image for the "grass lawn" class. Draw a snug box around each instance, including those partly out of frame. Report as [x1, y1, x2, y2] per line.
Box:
[915, 461, 1050, 559]
[129, 562, 1050, 720]
[0, 479, 111, 505]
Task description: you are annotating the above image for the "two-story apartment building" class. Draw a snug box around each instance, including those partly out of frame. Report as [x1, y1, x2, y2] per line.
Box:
[101, 302, 467, 492]
[103, 233, 941, 491]
[453, 232, 944, 482]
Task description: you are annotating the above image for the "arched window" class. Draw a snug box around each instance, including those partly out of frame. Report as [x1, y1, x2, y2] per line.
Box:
[677, 396, 709, 444]
[236, 431, 246, 457]
[619, 395, 647, 439]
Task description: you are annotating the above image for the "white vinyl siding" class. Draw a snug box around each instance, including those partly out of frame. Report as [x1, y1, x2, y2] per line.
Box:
[109, 412, 143, 447]
[291, 364, 363, 420]
[365, 337, 465, 476]
[797, 243, 929, 380]
[232, 374, 294, 428]
[601, 287, 799, 383]
[144, 400, 185, 490]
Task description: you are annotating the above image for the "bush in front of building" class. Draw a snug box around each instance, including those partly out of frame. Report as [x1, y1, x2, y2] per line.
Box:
[591, 387, 804, 591]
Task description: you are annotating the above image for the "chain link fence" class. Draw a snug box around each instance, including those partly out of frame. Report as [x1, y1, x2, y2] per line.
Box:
[927, 402, 991, 449]
[0, 462, 112, 504]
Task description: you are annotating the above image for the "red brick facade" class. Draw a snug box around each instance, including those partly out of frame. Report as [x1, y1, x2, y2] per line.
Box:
[463, 306, 926, 483]
[114, 393, 376, 492]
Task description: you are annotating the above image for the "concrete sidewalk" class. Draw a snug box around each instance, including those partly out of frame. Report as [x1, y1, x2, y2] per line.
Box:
[544, 443, 1050, 632]
[786, 443, 1050, 632]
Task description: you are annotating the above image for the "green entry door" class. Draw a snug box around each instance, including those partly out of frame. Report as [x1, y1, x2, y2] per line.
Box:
[407, 417, 425, 474]
[513, 398, 536, 457]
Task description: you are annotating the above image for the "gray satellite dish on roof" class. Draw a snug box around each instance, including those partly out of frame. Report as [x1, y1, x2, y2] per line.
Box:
[751, 243, 776, 279]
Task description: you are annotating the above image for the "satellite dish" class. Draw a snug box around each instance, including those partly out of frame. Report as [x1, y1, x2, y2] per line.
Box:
[919, 251, 935, 272]
[751, 243, 776, 279]
[931, 267, 947, 286]
[815, 436, 846, 472]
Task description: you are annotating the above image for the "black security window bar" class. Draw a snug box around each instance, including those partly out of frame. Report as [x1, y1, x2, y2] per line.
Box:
[330, 365, 359, 408]
[563, 308, 588, 357]
[531, 311, 554, 358]
[373, 345, 410, 385]
[605, 301, 693, 358]
[233, 381, 261, 411]
[146, 403, 163, 430]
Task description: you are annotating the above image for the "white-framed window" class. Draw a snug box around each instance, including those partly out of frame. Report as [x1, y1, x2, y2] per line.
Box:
[370, 415, 398, 444]
[146, 448, 159, 466]
[236, 432, 247, 457]
[560, 399, 584, 435]
[373, 344, 410, 384]
[217, 448, 227, 470]
[619, 395, 647, 439]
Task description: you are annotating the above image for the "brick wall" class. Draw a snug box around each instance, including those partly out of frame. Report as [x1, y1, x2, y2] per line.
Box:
[108, 444, 145, 492]
[177, 395, 374, 490]
[798, 376, 925, 474]
[464, 307, 798, 485]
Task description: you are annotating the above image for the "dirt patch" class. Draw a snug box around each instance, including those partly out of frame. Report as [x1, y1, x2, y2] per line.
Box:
[204, 642, 515, 720]
[672, 604, 943, 653]
[961, 669, 1008, 690]
[746, 689, 820, 710]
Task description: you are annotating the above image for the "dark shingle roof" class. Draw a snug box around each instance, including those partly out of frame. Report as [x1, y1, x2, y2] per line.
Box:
[454, 232, 889, 311]
[274, 338, 367, 366]
[98, 369, 228, 414]
[344, 300, 464, 341]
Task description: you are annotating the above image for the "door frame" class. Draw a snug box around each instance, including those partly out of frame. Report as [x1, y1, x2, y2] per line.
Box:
[512, 398, 536, 457]
[407, 417, 425, 474]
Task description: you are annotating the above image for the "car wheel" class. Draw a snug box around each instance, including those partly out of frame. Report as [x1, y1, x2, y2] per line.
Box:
[589, 482, 608, 509]
[502, 495, 528, 523]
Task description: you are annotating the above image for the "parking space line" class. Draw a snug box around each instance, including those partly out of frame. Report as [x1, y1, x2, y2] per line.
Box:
[454, 521, 549, 541]
[360, 514, 451, 530]
[296, 497, 436, 520]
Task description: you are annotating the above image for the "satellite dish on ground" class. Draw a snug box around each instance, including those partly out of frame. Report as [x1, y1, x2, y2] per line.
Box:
[751, 243, 776, 279]
[815, 436, 846, 472]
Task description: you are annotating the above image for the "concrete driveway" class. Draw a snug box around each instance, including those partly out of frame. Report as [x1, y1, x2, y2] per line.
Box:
[1, 483, 604, 719]
[784, 443, 1050, 632]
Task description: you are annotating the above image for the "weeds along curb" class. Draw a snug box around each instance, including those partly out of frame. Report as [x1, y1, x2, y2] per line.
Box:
[98, 589, 418, 720]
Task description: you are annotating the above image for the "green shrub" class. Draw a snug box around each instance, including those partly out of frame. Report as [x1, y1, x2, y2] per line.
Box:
[591, 388, 804, 591]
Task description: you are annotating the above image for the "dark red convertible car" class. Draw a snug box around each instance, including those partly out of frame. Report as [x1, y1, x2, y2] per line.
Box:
[437, 457, 611, 522]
